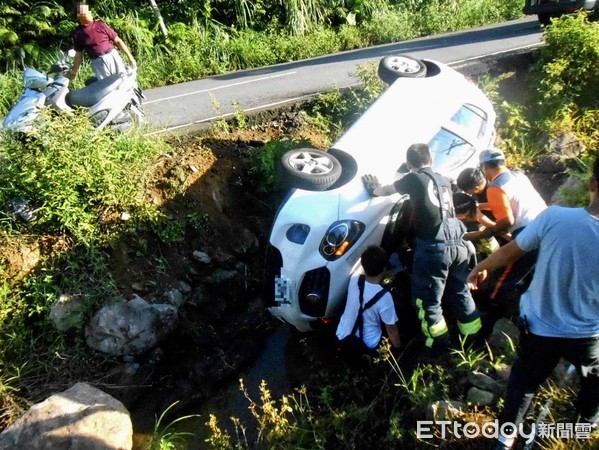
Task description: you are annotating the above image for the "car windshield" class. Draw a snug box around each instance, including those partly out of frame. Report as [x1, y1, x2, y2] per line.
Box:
[428, 127, 475, 172]
[451, 104, 487, 138]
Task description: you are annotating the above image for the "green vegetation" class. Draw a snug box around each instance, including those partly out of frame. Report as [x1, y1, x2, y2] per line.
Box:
[147, 402, 199, 450]
[0, 8, 598, 450]
[0, 109, 175, 428]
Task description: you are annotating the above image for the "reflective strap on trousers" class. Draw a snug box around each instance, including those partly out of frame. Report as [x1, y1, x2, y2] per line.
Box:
[416, 297, 449, 348]
[429, 318, 449, 337]
[423, 319, 448, 348]
[458, 317, 482, 336]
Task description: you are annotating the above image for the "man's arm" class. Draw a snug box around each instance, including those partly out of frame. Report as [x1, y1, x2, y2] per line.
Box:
[466, 185, 515, 240]
[385, 323, 401, 348]
[113, 36, 136, 67]
[68, 51, 84, 80]
[467, 240, 527, 289]
[362, 173, 406, 197]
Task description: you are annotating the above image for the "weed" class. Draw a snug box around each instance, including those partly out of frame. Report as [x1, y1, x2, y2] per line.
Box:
[205, 414, 233, 450]
[451, 335, 490, 372]
[232, 100, 247, 129]
[389, 358, 451, 408]
[252, 138, 313, 192]
[151, 216, 186, 243]
[210, 95, 230, 134]
[146, 401, 199, 450]
[187, 212, 209, 230]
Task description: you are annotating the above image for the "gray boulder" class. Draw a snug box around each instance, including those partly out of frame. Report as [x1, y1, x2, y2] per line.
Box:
[468, 371, 504, 395]
[85, 296, 178, 356]
[0, 382, 132, 450]
[466, 387, 495, 407]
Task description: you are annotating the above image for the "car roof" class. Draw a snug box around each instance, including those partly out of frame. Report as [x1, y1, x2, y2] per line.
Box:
[332, 59, 494, 184]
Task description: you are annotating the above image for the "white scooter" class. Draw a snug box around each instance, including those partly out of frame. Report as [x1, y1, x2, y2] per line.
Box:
[2, 49, 144, 133]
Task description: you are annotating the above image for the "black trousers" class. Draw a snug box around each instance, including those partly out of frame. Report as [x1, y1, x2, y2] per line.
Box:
[499, 332, 599, 428]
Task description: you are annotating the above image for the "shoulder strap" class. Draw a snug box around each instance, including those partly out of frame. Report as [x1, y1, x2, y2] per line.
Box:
[418, 168, 454, 219]
[363, 287, 389, 311]
[351, 275, 389, 338]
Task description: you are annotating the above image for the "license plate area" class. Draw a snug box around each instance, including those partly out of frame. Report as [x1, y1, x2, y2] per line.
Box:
[274, 276, 292, 305]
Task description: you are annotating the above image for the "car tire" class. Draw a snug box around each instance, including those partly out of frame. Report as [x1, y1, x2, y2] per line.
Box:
[280, 148, 342, 191]
[378, 55, 427, 85]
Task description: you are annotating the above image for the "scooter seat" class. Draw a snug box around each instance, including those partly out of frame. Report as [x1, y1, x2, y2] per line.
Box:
[66, 73, 124, 108]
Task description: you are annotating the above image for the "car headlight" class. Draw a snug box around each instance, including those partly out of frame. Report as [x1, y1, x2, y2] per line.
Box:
[319, 220, 365, 261]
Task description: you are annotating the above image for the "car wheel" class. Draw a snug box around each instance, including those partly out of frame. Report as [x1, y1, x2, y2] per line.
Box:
[280, 148, 342, 191]
[378, 55, 427, 85]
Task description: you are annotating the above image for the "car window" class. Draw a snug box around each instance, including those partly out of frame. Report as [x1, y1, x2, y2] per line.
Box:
[450, 104, 487, 138]
[428, 128, 476, 172]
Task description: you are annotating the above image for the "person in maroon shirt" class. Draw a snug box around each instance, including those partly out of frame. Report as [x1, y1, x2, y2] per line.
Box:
[68, 2, 136, 80]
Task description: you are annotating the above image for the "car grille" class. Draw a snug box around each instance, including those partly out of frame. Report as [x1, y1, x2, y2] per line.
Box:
[263, 244, 282, 308]
[299, 267, 330, 317]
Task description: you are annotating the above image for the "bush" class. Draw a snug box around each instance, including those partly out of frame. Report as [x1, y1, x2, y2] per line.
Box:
[533, 12, 599, 116]
[0, 70, 21, 117]
[0, 109, 167, 244]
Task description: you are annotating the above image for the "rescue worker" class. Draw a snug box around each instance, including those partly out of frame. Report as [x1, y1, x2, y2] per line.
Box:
[469, 149, 547, 336]
[362, 143, 481, 355]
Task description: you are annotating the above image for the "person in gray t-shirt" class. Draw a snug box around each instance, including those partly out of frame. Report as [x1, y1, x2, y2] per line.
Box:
[467, 155, 599, 450]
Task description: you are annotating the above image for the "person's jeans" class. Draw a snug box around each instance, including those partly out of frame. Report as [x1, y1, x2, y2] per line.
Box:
[499, 332, 599, 427]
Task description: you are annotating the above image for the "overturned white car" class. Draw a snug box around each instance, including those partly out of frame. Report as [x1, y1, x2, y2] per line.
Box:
[265, 55, 497, 332]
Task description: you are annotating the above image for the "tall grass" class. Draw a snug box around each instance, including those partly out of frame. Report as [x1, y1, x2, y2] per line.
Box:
[0, 71, 22, 117]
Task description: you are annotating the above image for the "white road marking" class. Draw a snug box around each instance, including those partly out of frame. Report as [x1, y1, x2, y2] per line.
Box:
[448, 43, 543, 64]
[145, 71, 297, 104]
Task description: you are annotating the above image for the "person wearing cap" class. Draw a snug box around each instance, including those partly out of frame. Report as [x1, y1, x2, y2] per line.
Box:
[472, 148, 547, 337]
[68, 2, 136, 81]
[362, 143, 482, 355]
[467, 155, 599, 450]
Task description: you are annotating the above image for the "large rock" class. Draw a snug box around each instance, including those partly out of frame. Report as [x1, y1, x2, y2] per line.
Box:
[0, 382, 132, 450]
[468, 371, 504, 395]
[85, 296, 178, 356]
[466, 387, 495, 407]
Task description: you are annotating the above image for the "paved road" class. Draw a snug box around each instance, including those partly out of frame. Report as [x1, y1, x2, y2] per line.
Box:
[144, 17, 543, 135]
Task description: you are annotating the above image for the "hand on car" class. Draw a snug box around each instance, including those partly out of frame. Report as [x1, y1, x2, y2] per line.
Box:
[362, 174, 381, 197]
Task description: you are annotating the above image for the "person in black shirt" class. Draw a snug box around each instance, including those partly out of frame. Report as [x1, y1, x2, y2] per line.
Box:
[362, 143, 482, 353]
